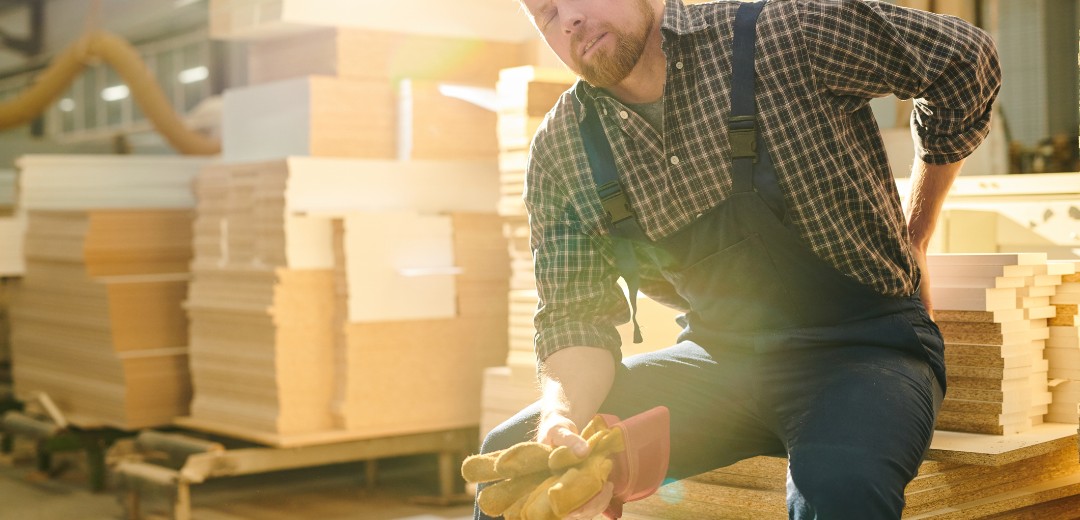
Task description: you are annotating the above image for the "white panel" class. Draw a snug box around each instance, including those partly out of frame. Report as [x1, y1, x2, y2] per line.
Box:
[283, 157, 499, 215]
[343, 211, 456, 322]
[15, 155, 208, 210]
[222, 77, 313, 162]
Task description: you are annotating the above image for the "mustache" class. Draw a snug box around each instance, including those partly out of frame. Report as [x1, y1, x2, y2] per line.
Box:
[571, 23, 613, 49]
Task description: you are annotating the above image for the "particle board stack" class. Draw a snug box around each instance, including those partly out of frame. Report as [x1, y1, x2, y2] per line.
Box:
[622, 428, 1080, 519]
[8, 155, 209, 429]
[1046, 261, 1080, 424]
[928, 253, 1072, 435]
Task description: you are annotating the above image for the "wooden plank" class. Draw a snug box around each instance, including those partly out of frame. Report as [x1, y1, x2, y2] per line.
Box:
[927, 422, 1078, 466]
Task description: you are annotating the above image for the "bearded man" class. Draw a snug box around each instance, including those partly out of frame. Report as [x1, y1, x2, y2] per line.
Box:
[477, 1, 1000, 518]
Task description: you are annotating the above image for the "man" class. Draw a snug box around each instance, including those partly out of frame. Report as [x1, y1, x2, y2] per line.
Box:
[479, 0, 1000, 518]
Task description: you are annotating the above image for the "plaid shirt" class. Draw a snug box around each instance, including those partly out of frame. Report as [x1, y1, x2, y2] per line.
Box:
[526, 0, 1001, 364]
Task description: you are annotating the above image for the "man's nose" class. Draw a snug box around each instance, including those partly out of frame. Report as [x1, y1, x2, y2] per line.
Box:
[560, 4, 585, 34]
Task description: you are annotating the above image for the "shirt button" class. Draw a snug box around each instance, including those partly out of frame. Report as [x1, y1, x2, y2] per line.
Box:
[619, 110, 629, 120]
[675, 61, 684, 70]
[670, 155, 680, 165]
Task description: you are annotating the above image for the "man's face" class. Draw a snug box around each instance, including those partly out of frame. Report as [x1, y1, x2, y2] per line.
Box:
[521, 0, 657, 88]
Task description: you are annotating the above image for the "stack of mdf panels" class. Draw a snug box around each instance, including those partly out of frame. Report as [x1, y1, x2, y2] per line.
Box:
[928, 253, 1065, 435]
[184, 157, 501, 443]
[1047, 261, 1080, 424]
[9, 155, 208, 429]
[185, 4, 550, 445]
[621, 425, 1080, 519]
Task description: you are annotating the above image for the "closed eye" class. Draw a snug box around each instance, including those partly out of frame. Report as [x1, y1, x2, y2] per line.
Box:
[538, 6, 557, 31]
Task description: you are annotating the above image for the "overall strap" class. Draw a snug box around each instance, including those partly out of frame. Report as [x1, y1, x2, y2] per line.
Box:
[577, 95, 645, 343]
[729, 0, 766, 194]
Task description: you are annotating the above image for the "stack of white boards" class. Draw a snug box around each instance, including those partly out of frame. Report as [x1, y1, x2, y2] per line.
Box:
[181, 157, 508, 445]
[9, 155, 209, 429]
[622, 424, 1080, 519]
[928, 253, 1076, 435]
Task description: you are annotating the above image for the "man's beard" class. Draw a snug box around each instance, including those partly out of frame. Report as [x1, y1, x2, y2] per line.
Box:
[571, 0, 655, 88]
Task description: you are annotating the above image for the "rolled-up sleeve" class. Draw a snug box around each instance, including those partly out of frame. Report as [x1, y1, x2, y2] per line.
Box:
[801, 0, 1001, 164]
[525, 146, 628, 367]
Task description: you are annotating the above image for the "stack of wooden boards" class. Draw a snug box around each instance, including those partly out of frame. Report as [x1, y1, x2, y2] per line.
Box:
[181, 3, 564, 446]
[8, 155, 208, 429]
[928, 253, 1079, 435]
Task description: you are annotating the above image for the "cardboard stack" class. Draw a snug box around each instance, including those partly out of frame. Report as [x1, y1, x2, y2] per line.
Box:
[928, 253, 1070, 435]
[8, 155, 208, 429]
[1046, 261, 1080, 424]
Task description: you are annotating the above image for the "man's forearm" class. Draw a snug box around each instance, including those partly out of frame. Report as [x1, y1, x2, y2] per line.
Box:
[906, 157, 965, 250]
[538, 346, 616, 433]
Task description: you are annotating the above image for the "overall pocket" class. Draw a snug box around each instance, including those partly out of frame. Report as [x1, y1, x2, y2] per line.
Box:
[665, 233, 797, 332]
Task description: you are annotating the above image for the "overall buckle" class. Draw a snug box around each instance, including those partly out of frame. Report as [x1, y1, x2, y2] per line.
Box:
[728, 115, 758, 163]
[599, 182, 635, 226]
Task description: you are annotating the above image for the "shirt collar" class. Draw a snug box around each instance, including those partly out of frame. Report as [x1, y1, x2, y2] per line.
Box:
[662, 0, 709, 37]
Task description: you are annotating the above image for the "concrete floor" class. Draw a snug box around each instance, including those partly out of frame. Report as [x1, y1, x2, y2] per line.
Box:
[0, 435, 475, 520]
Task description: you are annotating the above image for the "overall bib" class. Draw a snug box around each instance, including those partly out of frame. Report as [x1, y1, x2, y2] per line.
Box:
[478, 3, 944, 519]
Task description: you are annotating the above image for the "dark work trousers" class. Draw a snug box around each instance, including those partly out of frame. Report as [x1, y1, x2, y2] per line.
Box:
[476, 3, 945, 518]
[476, 310, 944, 520]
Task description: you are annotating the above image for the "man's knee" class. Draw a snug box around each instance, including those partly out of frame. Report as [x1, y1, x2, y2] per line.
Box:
[787, 444, 911, 519]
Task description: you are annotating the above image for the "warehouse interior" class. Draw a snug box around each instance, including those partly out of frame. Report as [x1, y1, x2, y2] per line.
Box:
[0, 0, 1078, 518]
